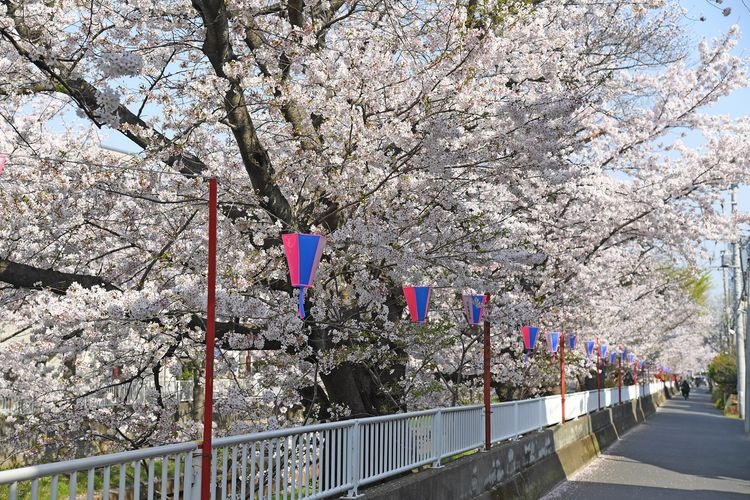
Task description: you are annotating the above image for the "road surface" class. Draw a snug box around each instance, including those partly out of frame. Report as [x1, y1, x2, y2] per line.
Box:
[541, 387, 750, 499]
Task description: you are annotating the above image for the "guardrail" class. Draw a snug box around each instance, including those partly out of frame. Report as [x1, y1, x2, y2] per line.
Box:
[0, 381, 671, 499]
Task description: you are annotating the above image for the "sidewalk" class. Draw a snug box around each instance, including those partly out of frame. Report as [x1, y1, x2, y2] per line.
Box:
[541, 387, 750, 499]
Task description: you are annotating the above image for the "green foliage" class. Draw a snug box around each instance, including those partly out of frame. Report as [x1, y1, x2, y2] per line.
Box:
[708, 353, 737, 399]
[684, 272, 711, 306]
[661, 267, 711, 306]
[0, 462, 174, 500]
[712, 387, 725, 410]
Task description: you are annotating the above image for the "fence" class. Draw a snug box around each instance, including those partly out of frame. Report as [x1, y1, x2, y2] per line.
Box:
[0, 380, 195, 417]
[0, 381, 671, 500]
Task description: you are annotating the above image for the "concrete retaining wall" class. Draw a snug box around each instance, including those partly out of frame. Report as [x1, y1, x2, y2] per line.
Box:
[360, 388, 671, 500]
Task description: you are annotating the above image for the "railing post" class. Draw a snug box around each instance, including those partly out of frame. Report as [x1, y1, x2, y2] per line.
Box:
[513, 401, 520, 439]
[432, 409, 444, 468]
[187, 448, 198, 500]
[345, 421, 362, 498]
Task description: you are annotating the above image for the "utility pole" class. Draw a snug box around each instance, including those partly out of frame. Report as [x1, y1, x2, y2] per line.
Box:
[730, 187, 746, 421]
[744, 242, 750, 434]
[721, 251, 732, 353]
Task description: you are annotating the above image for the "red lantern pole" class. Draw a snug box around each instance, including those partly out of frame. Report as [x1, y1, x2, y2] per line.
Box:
[483, 292, 491, 451]
[596, 338, 601, 411]
[560, 332, 566, 424]
[201, 178, 218, 500]
[617, 353, 622, 405]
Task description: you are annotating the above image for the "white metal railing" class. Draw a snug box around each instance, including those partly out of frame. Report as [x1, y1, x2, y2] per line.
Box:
[0, 380, 196, 416]
[0, 381, 672, 499]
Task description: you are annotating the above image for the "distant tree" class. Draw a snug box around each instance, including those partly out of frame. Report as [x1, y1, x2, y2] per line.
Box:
[708, 352, 737, 403]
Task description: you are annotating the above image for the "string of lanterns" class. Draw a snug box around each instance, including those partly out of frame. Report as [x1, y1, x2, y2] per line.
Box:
[280, 232, 659, 375]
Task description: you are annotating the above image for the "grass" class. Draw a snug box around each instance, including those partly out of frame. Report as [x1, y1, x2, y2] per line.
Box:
[0, 460, 180, 500]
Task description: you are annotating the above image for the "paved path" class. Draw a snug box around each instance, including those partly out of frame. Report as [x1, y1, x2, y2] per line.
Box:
[541, 387, 750, 499]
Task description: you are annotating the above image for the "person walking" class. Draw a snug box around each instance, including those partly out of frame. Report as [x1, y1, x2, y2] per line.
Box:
[681, 379, 690, 400]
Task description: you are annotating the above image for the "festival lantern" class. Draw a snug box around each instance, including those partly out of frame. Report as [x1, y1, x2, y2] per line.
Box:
[462, 293, 488, 326]
[521, 325, 539, 361]
[609, 352, 616, 364]
[585, 340, 595, 356]
[282, 233, 327, 319]
[403, 286, 432, 323]
[600, 344, 608, 360]
[628, 352, 636, 364]
[621, 349, 628, 362]
[568, 334, 577, 350]
[547, 331, 561, 355]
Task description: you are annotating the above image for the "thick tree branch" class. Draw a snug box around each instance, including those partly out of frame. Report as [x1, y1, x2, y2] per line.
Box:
[192, 0, 295, 227]
[0, 258, 120, 293]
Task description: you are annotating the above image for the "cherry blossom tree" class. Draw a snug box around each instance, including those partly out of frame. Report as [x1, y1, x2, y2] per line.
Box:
[0, 0, 748, 461]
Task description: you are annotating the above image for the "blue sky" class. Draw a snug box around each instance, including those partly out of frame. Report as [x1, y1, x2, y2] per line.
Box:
[677, 0, 750, 295]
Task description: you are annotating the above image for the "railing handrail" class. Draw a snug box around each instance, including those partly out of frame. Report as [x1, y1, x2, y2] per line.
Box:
[0, 381, 671, 489]
[0, 441, 197, 484]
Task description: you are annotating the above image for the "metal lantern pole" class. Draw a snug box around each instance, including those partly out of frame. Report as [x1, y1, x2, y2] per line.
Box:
[617, 352, 622, 404]
[560, 332, 566, 424]
[483, 292, 492, 451]
[201, 178, 218, 500]
[596, 338, 601, 411]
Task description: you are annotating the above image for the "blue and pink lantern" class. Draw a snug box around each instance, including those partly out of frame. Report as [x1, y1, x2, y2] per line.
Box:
[282, 233, 327, 319]
[600, 345, 608, 359]
[568, 334, 577, 350]
[462, 294, 488, 326]
[403, 286, 432, 323]
[620, 349, 628, 362]
[628, 352, 636, 364]
[547, 331, 561, 355]
[609, 352, 616, 364]
[521, 325, 539, 361]
[585, 340, 595, 357]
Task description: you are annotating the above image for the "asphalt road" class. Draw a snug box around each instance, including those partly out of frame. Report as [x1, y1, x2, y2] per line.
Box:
[541, 387, 750, 499]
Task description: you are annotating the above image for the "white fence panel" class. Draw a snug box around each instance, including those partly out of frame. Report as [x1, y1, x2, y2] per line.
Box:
[564, 391, 586, 421]
[540, 395, 562, 427]
[490, 401, 519, 441]
[516, 397, 545, 434]
[442, 406, 483, 458]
